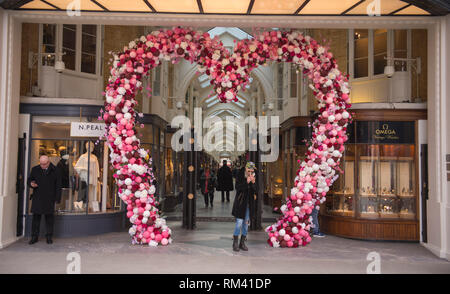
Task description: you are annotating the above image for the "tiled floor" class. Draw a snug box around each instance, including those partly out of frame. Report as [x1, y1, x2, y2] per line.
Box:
[164, 190, 280, 221]
[1, 221, 449, 274]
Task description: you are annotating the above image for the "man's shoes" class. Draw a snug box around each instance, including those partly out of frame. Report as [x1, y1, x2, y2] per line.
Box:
[239, 235, 248, 251]
[313, 232, 326, 238]
[46, 236, 53, 244]
[232, 235, 240, 252]
[28, 237, 38, 245]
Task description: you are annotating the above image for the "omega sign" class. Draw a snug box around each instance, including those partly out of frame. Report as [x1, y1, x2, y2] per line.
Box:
[70, 122, 106, 137]
[356, 121, 415, 144]
[374, 124, 399, 141]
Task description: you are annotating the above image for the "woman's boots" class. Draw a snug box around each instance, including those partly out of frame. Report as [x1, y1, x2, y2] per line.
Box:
[233, 235, 248, 252]
[233, 235, 239, 251]
[239, 235, 248, 251]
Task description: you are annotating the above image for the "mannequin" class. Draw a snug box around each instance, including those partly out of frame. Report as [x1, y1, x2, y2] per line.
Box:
[74, 142, 100, 211]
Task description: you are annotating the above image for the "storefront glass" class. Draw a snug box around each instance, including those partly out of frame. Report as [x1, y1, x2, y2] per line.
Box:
[29, 120, 121, 215]
[326, 121, 417, 220]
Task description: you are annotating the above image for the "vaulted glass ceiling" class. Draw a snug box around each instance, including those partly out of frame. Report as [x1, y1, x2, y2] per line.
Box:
[8, 0, 449, 16]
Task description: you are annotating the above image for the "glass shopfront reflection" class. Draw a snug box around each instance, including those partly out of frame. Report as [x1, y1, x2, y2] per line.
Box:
[326, 121, 417, 220]
[29, 120, 121, 215]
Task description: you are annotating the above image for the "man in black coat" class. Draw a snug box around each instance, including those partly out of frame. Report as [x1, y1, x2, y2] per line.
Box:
[217, 160, 234, 202]
[28, 155, 62, 244]
[231, 162, 257, 252]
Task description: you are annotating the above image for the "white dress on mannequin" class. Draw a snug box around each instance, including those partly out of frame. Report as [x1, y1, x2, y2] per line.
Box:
[74, 142, 100, 211]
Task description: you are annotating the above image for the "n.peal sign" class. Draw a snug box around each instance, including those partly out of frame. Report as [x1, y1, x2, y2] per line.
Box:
[70, 122, 105, 137]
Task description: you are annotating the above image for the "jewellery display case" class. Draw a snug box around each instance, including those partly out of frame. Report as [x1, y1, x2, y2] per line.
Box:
[326, 145, 355, 217]
[319, 108, 426, 241]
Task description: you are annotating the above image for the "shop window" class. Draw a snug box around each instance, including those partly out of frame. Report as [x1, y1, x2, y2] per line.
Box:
[81, 25, 97, 74]
[62, 24, 76, 71]
[153, 66, 161, 96]
[394, 30, 408, 72]
[29, 120, 120, 215]
[277, 63, 283, 110]
[351, 29, 413, 80]
[41, 23, 100, 75]
[42, 24, 56, 66]
[326, 121, 417, 220]
[353, 29, 369, 78]
[290, 64, 298, 98]
[326, 145, 355, 217]
[373, 29, 387, 75]
[168, 63, 175, 108]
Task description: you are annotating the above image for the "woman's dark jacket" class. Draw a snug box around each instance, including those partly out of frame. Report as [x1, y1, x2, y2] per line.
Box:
[28, 163, 62, 214]
[199, 171, 216, 195]
[217, 165, 234, 191]
[232, 167, 257, 219]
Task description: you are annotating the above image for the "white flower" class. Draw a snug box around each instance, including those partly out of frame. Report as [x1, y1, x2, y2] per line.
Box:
[212, 53, 220, 60]
[113, 95, 123, 105]
[279, 229, 286, 236]
[129, 41, 136, 49]
[117, 87, 126, 95]
[225, 91, 234, 100]
[149, 240, 158, 247]
[317, 46, 325, 55]
[149, 185, 156, 195]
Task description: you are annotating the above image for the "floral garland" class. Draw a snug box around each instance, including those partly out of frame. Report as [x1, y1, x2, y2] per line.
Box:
[101, 27, 351, 247]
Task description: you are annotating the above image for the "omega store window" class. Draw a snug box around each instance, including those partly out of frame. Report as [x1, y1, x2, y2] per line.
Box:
[25, 115, 126, 238]
[321, 109, 427, 241]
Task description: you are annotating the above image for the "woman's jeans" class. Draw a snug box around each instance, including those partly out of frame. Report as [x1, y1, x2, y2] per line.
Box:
[234, 207, 250, 236]
[311, 208, 320, 234]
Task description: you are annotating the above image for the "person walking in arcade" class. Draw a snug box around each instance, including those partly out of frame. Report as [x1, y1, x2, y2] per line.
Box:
[199, 167, 217, 208]
[231, 161, 257, 252]
[27, 155, 62, 245]
[217, 160, 234, 203]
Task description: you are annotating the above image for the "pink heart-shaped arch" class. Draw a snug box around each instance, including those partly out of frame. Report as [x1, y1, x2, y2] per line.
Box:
[101, 27, 351, 247]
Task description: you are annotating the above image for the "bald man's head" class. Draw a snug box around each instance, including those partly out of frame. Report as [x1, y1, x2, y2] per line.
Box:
[39, 155, 50, 169]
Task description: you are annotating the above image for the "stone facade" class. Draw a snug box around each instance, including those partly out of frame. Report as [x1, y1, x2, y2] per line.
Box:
[19, 23, 39, 96]
[412, 29, 428, 102]
[103, 25, 146, 113]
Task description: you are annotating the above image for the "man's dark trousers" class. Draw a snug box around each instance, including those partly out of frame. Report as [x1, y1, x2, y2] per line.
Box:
[31, 213, 54, 237]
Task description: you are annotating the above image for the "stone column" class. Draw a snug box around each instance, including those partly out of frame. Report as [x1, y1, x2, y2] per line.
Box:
[0, 11, 22, 248]
[423, 16, 449, 261]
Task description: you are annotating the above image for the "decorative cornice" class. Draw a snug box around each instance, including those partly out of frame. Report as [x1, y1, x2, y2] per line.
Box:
[7, 10, 440, 29]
